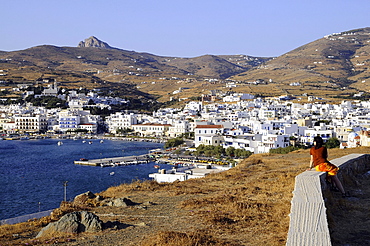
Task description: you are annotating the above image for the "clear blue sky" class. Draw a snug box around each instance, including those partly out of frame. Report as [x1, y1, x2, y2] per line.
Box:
[2, 0, 369, 57]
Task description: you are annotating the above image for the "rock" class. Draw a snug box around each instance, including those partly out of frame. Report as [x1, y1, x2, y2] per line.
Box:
[99, 197, 137, 207]
[135, 222, 148, 227]
[74, 191, 96, 204]
[142, 201, 156, 206]
[112, 197, 136, 207]
[36, 211, 103, 238]
[78, 36, 113, 49]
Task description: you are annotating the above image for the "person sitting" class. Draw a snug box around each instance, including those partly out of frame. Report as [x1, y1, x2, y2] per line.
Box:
[307, 136, 348, 197]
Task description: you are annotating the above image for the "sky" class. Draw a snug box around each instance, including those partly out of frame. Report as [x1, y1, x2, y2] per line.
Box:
[2, 0, 369, 57]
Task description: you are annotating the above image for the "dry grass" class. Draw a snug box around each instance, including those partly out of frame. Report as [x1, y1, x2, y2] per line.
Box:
[141, 230, 237, 246]
[1, 147, 370, 245]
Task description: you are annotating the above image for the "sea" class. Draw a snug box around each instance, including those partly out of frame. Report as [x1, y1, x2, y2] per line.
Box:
[0, 138, 169, 220]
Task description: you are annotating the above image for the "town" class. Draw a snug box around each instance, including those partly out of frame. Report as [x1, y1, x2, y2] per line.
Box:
[0, 82, 368, 154]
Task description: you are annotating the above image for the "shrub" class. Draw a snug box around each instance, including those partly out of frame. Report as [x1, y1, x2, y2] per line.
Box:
[164, 137, 184, 149]
[269, 145, 301, 154]
[325, 137, 340, 149]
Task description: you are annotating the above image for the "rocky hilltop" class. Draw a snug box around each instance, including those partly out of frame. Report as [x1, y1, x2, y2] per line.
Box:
[78, 36, 113, 49]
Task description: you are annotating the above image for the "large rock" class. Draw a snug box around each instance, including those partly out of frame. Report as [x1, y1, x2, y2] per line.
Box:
[78, 36, 113, 49]
[74, 191, 96, 204]
[36, 211, 102, 238]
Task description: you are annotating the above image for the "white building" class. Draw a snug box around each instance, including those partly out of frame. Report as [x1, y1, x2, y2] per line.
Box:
[79, 123, 97, 133]
[132, 123, 171, 137]
[257, 134, 290, 153]
[56, 109, 99, 133]
[106, 112, 138, 134]
[41, 82, 58, 97]
[14, 114, 47, 133]
[194, 124, 224, 147]
[167, 121, 191, 138]
[300, 124, 334, 145]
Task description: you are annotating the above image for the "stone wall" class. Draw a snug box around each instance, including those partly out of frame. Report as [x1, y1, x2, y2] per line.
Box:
[286, 154, 370, 246]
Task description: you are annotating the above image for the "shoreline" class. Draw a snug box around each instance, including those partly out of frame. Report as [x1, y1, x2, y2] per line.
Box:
[0, 139, 166, 221]
[1, 134, 167, 143]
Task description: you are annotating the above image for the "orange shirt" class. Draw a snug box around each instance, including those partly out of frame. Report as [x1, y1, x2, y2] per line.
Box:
[310, 146, 328, 167]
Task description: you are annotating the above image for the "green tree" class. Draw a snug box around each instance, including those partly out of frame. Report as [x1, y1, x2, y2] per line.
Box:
[234, 149, 252, 158]
[164, 137, 184, 149]
[325, 137, 340, 149]
[116, 127, 133, 135]
[225, 146, 235, 157]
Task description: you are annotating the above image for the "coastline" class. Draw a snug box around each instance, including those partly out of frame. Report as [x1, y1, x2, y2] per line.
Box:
[0, 139, 166, 221]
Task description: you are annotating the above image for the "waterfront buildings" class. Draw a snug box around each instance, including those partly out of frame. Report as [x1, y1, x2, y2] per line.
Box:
[1, 90, 370, 153]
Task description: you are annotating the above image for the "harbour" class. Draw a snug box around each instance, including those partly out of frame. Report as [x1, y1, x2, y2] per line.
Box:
[0, 138, 168, 220]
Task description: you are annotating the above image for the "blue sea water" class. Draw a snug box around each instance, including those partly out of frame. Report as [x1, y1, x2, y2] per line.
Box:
[0, 138, 167, 220]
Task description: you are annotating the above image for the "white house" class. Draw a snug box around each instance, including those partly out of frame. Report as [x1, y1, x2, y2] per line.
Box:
[359, 130, 370, 147]
[256, 134, 290, 153]
[194, 124, 224, 147]
[300, 124, 334, 145]
[223, 134, 261, 153]
[79, 123, 97, 133]
[167, 121, 191, 138]
[106, 112, 138, 134]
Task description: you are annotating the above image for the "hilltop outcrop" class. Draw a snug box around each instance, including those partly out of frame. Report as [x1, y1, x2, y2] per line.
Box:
[78, 36, 113, 49]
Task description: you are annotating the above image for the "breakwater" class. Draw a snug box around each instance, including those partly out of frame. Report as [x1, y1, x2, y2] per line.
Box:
[74, 154, 155, 167]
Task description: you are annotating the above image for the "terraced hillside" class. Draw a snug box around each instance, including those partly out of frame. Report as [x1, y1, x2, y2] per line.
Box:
[232, 27, 370, 94]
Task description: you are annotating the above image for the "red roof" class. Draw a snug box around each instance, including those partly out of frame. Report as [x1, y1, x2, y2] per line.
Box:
[195, 125, 223, 129]
[134, 123, 172, 126]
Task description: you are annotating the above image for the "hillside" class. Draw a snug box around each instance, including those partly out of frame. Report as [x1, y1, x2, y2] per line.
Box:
[2, 28, 370, 102]
[0, 37, 269, 86]
[1, 147, 370, 245]
[231, 27, 370, 97]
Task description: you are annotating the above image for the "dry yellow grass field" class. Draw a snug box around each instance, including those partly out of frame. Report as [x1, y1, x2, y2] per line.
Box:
[1, 147, 369, 245]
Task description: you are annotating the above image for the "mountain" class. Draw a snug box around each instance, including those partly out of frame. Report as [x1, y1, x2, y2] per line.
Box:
[0, 36, 271, 102]
[1, 28, 370, 101]
[163, 54, 270, 79]
[232, 27, 370, 93]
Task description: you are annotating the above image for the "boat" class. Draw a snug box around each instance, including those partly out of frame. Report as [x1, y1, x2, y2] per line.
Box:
[100, 140, 104, 143]
[154, 165, 160, 169]
[82, 140, 86, 143]
[89, 141, 93, 144]
[57, 141, 63, 146]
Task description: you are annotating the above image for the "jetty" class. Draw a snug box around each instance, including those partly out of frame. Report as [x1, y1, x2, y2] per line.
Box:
[74, 154, 155, 167]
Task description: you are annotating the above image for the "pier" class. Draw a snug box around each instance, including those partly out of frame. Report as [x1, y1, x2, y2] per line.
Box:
[74, 154, 155, 167]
